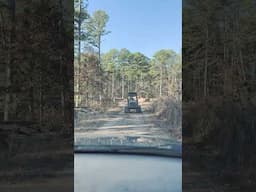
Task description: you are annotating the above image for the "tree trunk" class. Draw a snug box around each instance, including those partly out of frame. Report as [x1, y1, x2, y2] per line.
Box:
[98, 38, 101, 67]
[98, 38, 103, 105]
[29, 86, 34, 121]
[160, 64, 163, 97]
[121, 73, 124, 99]
[39, 62, 43, 126]
[128, 80, 130, 92]
[59, 0, 65, 124]
[4, 0, 16, 121]
[203, 25, 208, 98]
[76, 0, 82, 108]
[111, 72, 115, 100]
[4, 60, 10, 121]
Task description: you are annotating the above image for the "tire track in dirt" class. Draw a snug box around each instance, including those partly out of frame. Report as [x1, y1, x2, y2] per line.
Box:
[75, 101, 175, 146]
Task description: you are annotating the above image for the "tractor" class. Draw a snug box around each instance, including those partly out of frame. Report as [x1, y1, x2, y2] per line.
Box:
[124, 92, 142, 113]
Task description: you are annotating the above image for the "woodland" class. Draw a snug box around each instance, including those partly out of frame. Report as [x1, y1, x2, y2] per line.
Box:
[74, 0, 181, 110]
[0, 0, 255, 189]
[183, 0, 256, 189]
[0, 0, 73, 129]
[0, 0, 73, 183]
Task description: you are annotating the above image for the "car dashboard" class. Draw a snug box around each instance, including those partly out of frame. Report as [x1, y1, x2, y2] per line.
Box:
[75, 153, 181, 192]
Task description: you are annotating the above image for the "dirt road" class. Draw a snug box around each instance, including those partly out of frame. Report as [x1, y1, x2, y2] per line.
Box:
[75, 100, 177, 147]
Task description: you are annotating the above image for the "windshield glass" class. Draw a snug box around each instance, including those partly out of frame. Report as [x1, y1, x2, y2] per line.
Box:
[74, 0, 182, 157]
[128, 96, 136, 101]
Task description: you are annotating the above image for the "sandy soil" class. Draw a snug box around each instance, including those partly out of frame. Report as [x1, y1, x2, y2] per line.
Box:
[75, 100, 177, 147]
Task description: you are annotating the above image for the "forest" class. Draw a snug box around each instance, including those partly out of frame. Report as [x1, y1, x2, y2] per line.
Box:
[74, 0, 181, 109]
[1, 0, 254, 189]
[0, 0, 73, 130]
[0, 0, 73, 185]
[183, 0, 256, 189]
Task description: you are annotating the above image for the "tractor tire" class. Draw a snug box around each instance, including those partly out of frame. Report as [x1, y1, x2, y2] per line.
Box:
[124, 106, 129, 113]
[136, 106, 142, 113]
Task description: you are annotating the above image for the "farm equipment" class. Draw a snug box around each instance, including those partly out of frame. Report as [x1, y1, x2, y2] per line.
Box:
[124, 92, 142, 113]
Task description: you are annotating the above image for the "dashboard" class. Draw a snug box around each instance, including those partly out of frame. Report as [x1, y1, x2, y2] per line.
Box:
[75, 153, 181, 192]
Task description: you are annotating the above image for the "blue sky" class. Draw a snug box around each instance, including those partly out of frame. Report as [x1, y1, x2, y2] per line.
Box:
[87, 0, 181, 58]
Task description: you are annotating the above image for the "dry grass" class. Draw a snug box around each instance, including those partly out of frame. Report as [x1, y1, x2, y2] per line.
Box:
[183, 97, 256, 187]
[149, 97, 181, 140]
[0, 131, 72, 184]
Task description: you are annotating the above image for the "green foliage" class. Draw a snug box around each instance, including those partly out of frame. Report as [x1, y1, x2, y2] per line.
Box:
[74, 0, 90, 55]
[86, 10, 111, 48]
[74, 0, 181, 106]
[86, 47, 180, 101]
[102, 49, 119, 72]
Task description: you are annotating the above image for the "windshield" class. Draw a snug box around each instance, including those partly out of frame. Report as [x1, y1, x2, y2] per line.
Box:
[128, 96, 136, 101]
[74, 0, 182, 157]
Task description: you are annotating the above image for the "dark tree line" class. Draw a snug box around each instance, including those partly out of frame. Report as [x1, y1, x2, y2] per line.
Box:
[0, 0, 73, 132]
[183, 0, 256, 181]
